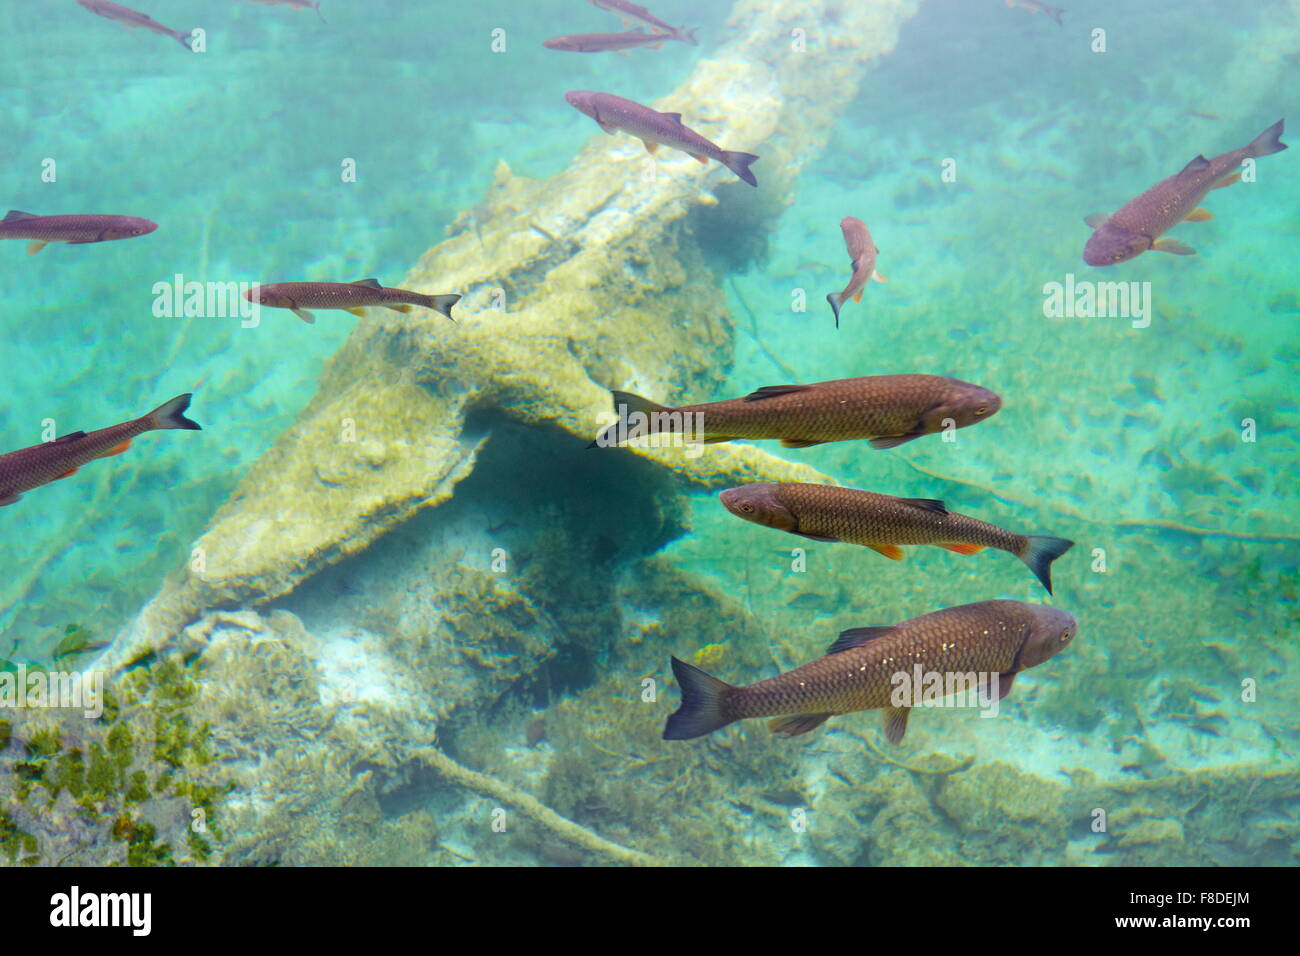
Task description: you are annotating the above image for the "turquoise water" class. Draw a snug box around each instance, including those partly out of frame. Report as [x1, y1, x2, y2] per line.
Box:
[0, 0, 1296, 866]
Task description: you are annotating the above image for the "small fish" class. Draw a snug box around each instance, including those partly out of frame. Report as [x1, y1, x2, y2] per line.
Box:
[1084, 119, 1287, 265]
[720, 482, 1074, 593]
[588, 0, 697, 44]
[1005, 0, 1064, 26]
[594, 374, 1001, 450]
[544, 29, 672, 54]
[664, 600, 1078, 742]
[76, 0, 193, 50]
[565, 91, 759, 187]
[826, 217, 886, 328]
[0, 211, 157, 255]
[245, 279, 460, 324]
[0, 395, 201, 507]
[236, 0, 326, 22]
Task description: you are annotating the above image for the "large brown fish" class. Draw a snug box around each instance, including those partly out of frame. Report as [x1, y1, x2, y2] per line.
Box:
[0, 211, 158, 255]
[245, 280, 460, 324]
[0, 395, 201, 507]
[664, 600, 1078, 742]
[588, 0, 697, 44]
[76, 0, 193, 49]
[719, 482, 1074, 593]
[565, 91, 759, 186]
[826, 216, 886, 328]
[545, 29, 674, 54]
[1083, 119, 1287, 265]
[594, 374, 1001, 450]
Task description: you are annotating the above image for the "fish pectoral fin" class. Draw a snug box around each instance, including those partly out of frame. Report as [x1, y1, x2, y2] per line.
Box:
[597, 120, 617, 135]
[1152, 237, 1196, 255]
[942, 543, 985, 555]
[0, 493, 21, 506]
[1184, 208, 1214, 222]
[780, 438, 827, 448]
[768, 713, 833, 737]
[92, 440, 132, 460]
[351, 278, 383, 288]
[826, 626, 895, 655]
[53, 467, 79, 481]
[794, 532, 838, 542]
[868, 544, 905, 561]
[27, 241, 48, 255]
[869, 433, 922, 450]
[871, 270, 887, 283]
[1210, 172, 1242, 190]
[641, 140, 660, 154]
[1083, 213, 1109, 229]
[52, 431, 87, 444]
[292, 308, 316, 324]
[344, 307, 367, 317]
[995, 672, 1017, 701]
[899, 497, 947, 514]
[881, 706, 911, 745]
[382, 304, 412, 313]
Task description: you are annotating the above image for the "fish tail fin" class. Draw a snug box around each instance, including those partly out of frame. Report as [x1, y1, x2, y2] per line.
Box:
[663, 657, 736, 740]
[147, 393, 202, 431]
[313, 2, 328, 24]
[591, 389, 671, 447]
[721, 150, 759, 187]
[175, 30, 194, 51]
[826, 292, 843, 328]
[1019, 535, 1074, 594]
[1247, 119, 1287, 157]
[417, 293, 460, 322]
[681, 28, 699, 45]
[1049, 6, 1065, 26]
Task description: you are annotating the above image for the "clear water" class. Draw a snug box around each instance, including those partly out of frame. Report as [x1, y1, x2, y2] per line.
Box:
[0, 0, 1296, 866]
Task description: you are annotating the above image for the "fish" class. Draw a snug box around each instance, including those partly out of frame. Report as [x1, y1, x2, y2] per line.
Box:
[75, 0, 193, 50]
[245, 280, 460, 324]
[594, 374, 1001, 450]
[565, 91, 759, 187]
[236, 0, 326, 22]
[1083, 119, 1287, 265]
[544, 29, 673, 54]
[663, 600, 1079, 742]
[1005, 0, 1064, 26]
[719, 482, 1075, 593]
[0, 211, 158, 255]
[826, 217, 886, 328]
[0, 395, 201, 508]
[588, 0, 697, 44]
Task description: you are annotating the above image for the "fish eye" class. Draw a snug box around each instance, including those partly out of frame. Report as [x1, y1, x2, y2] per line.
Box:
[739, 504, 754, 514]
[974, 405, 987, 416]
[1059, 630, 1070, 643]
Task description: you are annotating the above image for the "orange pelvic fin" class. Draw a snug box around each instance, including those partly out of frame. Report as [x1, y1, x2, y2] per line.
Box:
[942, 543, 985, 555]
[93, 440, 131, 460]
[27, 241, 47, 255]
[852, 290, 863, 303]
[345, 307, 367, 317]
[869, 544, 904, 561]
[642, 140, 659, 154]
[53, 467, 79, 481]
[689, 153, 708, 164]
[1184, 208, 1214, 222]
[1211, 172, 1242, 189]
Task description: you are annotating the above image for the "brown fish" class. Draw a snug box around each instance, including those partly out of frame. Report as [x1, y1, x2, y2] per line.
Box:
[1083, 119, 1287, 265]
[245, 280, 460, 324]
[0, 395, 201, 507]
[76, 0, 193, 49]
[720, 482, 1074, 593]
[1005, 0, 1064, 25]
[588, 0, 697, 44]
[826, 216, 886, 328]
[0, 211, 158, 255]
[565, 91, 759, 186]
[594, 374, 1001, 450]
[544, 29, 673, 54]
[236, 0, 326, 21]
[664, 600, 1078, 742]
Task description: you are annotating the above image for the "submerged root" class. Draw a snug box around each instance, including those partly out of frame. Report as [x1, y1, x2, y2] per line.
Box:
[414, 746, 664, 867]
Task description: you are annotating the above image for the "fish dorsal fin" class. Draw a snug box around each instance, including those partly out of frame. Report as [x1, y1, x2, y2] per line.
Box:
[899, 497, 947, 514]
[1083, 213, 1108, 229]
[744, 384, 811, 402]
[3, 210, 38, 222]
[826, 626, 895, 655]
[1180, 154, 1211, 174]
[52, 431, 87, 444]
[351, 278, 383, 288]
[661, 112, 683, 124]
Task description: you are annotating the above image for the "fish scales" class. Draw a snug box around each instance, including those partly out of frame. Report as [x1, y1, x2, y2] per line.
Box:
[727, 603, 1029, 720]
